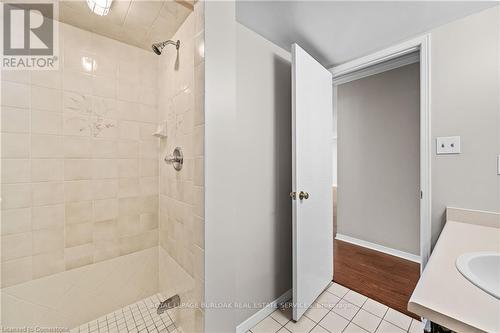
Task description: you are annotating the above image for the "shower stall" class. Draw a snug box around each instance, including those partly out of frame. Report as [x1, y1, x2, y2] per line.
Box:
[0, 1, 205, 332]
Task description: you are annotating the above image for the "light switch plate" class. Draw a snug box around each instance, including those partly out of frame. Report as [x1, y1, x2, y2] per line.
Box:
[436, 136, 461, 154]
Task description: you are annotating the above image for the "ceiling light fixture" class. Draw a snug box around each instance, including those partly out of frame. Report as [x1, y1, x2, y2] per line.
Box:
[86, 0, 112, 16]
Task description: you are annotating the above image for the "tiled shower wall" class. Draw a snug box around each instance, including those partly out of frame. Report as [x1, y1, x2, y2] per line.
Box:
[1, 22, 160, 287]
[0, 21, 161, 328]
[158, 2, 204, 333]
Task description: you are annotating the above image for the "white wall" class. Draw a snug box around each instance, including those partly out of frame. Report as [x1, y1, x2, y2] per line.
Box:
[429, 6, 500, 245]
[204, 2, 238, 332]
[205, 2, 292, 331]
[234, 21, 292, 324]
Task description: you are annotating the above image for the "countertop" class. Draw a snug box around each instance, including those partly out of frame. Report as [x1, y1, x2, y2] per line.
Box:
[408, 208, 500, 333]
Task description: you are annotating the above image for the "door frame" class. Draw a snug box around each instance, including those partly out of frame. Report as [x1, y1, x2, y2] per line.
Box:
[328, 34, 432, 271]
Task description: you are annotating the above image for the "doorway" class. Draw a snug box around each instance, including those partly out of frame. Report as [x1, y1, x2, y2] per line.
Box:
[329, 37, 431, 318]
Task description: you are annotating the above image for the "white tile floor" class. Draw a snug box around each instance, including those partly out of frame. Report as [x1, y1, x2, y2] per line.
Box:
[249, 283, 424, 333]
[71, 294, 179, 333]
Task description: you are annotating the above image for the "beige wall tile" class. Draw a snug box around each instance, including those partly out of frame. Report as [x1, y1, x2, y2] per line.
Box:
[2, 159, 30, 183]
[91, 139, 117, 158]
[66, 222, 94, 247]
[140, 177, 158, 196]
[32, 250, 65, 278]
[117, 81, 140, 103]
[64, 136, 92, 158]
[118, 159, 139, 178]
[194, 87, 204, 126]
[193, 245, 204, 281]
[93, 219, 117, 242]
[119, 230, 157, 255]
[33, 228, 64, 254]
[117, 215, 141, 237]
[32, 205, 65, 230]
[31, 86, 62, 112]
[64, 180, 94, 202]
[63, 70, 92, 95]
[139, 104, 158, 123]
[94, 198, 118, 221]
[1, 184, 31, 209]
[193, 186, 204, 218]
[64, 159, 93, 180]
[92, 117, 117, 138]
[117, 141, 139, 158]
[118, 178, 140, 198]
[63, 91, 92, 115]
[92, 159, 118, 179]
[63, 112, 91, 137]
[1, 257, 32, 287]
[194, 32, 205, 66]
[118, 197, 142, 216]
[31, 70, 62, 89]
[1, 232, 32, 261]
[32, 182, 64, 206]
[193, 215, 204, 249]
[94, 240, 120, 263]
[140, 213, 158, 232]
[140, 141, 158, 159]
[1, 81, 30, 108]
[65, 201, 93, 224]
[1, 107, 30, 133]
[141, 195, 158, 214]
[92, 179, 118, 199]
[193, 126, 204, 156]
[65, 243, 94, 270]
[31, 135, 64, 158]
[1, 208, 31, 235]
[140, 159, 158, 177]
[193, 157, 204, 186]
[32, 159, 63, 182]
[92, 75, 116, 99]
[31, 110, 62, 135]
[0, 21, 168, 292]
[1, 70, 30, 84]
[1, 133, 30, 158]
[118, 121, 140, 140]
[139, 123, 157, 141]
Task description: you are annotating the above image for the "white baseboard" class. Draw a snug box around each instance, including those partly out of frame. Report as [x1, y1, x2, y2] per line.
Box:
[335, 233, 421, 263]
[235, 289, 292, 333]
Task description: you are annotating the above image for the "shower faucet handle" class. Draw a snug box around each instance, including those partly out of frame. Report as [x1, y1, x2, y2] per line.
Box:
[164, 155, 182, 163]
[164, 147, 183, 171]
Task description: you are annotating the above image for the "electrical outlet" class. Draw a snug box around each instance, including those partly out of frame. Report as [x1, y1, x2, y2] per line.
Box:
[436, 136, 461, 154]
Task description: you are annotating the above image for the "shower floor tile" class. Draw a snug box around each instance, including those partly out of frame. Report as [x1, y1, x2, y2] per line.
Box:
[71, 294, 178, 333]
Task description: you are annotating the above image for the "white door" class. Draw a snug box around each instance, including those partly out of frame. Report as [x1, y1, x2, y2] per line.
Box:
[291, 43, 333, 321]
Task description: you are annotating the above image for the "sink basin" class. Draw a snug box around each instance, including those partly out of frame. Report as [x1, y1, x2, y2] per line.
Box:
[456, 252, 500, 299]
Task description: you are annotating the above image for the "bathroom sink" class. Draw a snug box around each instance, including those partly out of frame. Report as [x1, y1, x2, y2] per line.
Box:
[456, 252, 500, 299]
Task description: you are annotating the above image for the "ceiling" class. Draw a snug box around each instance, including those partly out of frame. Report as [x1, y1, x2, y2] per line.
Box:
[236, 1, 498, 67]
[58, 0, 192, 51]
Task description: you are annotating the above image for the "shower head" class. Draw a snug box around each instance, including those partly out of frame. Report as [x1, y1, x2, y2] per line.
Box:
[152, 40, 180, 55]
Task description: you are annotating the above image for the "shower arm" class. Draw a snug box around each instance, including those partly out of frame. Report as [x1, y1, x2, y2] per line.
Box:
[162, 40, 180, 50]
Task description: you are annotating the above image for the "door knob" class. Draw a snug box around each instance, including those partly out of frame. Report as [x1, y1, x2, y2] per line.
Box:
[298, 191, 309, 200]
[290, 192, 297, 200]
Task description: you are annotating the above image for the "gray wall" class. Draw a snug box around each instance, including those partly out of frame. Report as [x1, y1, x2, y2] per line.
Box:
[429, 6, 500, 246]
[337, 64, 421, 255]
[205, 2, 292, 331]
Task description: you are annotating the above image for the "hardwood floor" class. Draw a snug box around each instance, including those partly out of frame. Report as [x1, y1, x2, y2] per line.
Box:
[333, 239, 421, 319]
